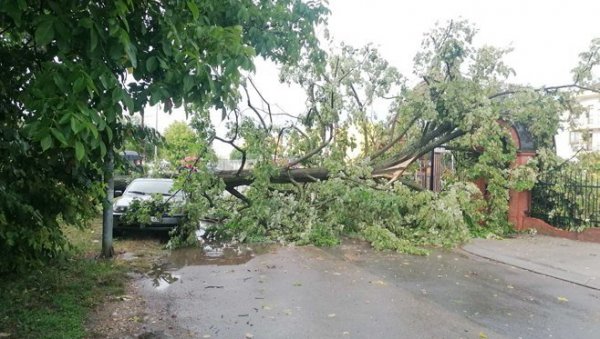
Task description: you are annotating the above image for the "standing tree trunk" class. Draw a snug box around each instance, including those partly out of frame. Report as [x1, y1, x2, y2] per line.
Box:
[101, 148, 115, 258]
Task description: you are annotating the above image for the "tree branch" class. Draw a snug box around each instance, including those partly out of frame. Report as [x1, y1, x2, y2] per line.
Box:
[248, 77, 273, 126]
[274, 126, 290, 162]
[349, 82, 365, 111]
[285, 124, 334, 169]
[226, 187, 250, 205]
[489, 83, 600, 100]
[370, 115, 419, 163]
[373, 125, 461, 172]
[242, 83, 269, 131]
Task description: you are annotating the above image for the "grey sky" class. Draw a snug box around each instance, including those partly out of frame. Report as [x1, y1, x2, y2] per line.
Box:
[149, 0, 600, 157]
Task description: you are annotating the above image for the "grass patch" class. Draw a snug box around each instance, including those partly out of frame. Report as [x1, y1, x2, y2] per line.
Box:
[0, 220, 166, 338]
[0, 258, 125, 338]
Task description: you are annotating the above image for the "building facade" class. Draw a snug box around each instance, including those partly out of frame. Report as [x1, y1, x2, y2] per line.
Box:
[556, 92, 600, 159]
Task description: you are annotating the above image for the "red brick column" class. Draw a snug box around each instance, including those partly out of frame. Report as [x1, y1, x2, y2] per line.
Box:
[508, 151, 536, 230]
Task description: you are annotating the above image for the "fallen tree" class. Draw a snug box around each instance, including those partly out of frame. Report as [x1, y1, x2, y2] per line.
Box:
[165, 21, 599, 250]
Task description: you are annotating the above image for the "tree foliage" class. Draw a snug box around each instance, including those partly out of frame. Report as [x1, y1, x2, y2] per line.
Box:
[162, 121, 197, 165]
[0, 0, 329, 271]
[163, 20, 600, 252]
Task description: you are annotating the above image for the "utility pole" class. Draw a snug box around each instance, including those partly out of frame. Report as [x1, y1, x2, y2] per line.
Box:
[101, 148, 115, 258]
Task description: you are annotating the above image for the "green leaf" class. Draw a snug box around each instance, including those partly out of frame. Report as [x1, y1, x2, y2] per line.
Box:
[50, 128, 68, 146]
[122, 94, 134, 113]
[88, 123, 99, 139]
[79, 18, 93, 29]
[98, 74, 109, 89]
[75, 142, 85, 160]
[53, 73, 66, 91]
[161, 39, 172, 56]
[4, 1, 23, 27]
[41, 135, 52, 151]
[124, 40, 137, 68]
[183, 75, 194, 93]
[73, 77, 85, 93]
[106, 127, 113, 142]
[146, 56, 158, 72]
[35, 18, 54, 46]
[112, 87, 122, 104]
[70, 117, 84, 134]
[90, 27, 98, 52]
[187, 1, 199, 20]
[58, 113, 71, 124]
[99, 141, 107, 158]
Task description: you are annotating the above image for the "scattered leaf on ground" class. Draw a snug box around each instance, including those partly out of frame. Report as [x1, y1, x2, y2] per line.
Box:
[557, 296, 569, 302]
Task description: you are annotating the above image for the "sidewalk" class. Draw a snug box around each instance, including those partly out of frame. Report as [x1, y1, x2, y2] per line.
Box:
[462, 235, 600, 290]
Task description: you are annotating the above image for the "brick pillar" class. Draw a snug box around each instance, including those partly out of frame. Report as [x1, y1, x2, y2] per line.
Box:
[508, 151, 536, 230]
[473, 177, 487, 196]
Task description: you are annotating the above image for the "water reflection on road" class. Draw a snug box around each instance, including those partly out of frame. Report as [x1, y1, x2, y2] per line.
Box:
[168, 243, 275, 267]
[144, 242, 276, 291]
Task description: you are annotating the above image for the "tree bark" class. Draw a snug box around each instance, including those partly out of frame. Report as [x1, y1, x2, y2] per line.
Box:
[101, 148, 115, 258]
[218, 167, 330, 188]
[217, 166, 427, 192]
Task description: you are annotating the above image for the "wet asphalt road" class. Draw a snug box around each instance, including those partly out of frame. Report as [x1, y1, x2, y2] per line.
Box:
[138, 239, 600, 339]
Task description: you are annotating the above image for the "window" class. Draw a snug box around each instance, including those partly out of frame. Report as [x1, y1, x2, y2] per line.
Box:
[590, 112, 600, 127]
[592, 131, 600, 151]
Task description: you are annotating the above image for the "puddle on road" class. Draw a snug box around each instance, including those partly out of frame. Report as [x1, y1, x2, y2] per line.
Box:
[168, 243, 276, 267]
[144, 243, 275, 290]
[147, 262, 180, 290]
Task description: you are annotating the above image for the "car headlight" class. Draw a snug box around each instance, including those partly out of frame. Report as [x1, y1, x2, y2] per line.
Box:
[114, 205, 127, 213]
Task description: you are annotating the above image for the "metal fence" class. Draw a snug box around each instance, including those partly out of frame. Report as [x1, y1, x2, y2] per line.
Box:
[530, 169, 600, 229]
[414, 149, 455, 192]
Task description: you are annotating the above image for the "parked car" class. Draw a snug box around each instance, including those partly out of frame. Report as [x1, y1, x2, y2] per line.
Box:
[113, 178, 185, 233]
[114, 150, 145, 195]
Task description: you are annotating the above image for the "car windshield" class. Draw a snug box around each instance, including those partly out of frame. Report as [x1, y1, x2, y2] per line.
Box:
[125, 180, 181, 197]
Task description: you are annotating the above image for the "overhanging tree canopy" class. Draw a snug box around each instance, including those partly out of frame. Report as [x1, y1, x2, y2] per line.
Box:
[0, 0, 329, 271]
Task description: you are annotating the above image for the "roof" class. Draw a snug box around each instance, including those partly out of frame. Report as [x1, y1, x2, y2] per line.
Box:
[122, 150, 142, 161]
[130, 178, 174, 183]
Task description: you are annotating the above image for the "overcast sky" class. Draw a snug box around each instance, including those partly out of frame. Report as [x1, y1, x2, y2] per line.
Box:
[150, 0, 600, 157]
[327, 0, 600, 86]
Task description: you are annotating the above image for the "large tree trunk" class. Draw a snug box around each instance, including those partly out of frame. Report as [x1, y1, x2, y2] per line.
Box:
[216, 165, 427, 192]
[101, 149, 115, 258]
[218, 167, 330, 188]
[215, 127, 466, 190]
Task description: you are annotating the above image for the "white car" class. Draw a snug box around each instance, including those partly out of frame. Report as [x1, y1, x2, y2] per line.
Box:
[113, 178, 185, 232]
